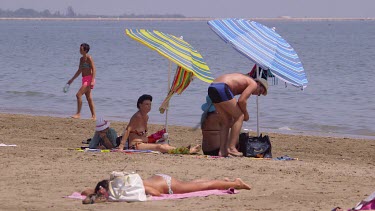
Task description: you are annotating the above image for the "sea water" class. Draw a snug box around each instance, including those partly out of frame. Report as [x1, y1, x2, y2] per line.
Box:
[0, 20, 374, 139]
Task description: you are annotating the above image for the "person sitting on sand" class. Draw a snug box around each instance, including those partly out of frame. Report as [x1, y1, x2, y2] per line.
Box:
[200, 96, 222, 156]
[81, 173, 251, 204]
[88, 117, 118, 149]
[117, 94, 200, 154]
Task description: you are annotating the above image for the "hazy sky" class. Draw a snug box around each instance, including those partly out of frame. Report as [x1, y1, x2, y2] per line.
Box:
[1, 0, 374, 18]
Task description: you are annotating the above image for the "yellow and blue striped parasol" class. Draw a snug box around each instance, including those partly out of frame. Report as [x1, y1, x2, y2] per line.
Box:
[125, 29, 213, 83]
[125, 29, 213, 133]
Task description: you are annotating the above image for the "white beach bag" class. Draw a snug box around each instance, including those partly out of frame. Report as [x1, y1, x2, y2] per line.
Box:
[108, 171, 147, 202]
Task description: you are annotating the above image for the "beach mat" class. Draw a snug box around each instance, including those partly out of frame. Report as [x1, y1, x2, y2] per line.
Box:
[64, 192, 86, 200]
[65, 188, 238, 201]
[68, 148, 160, 154]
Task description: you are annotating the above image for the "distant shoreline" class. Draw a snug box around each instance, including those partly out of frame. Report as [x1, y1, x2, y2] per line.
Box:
[1, 17, 375, 21]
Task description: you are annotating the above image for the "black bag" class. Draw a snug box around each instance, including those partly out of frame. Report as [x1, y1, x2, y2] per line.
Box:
[238, 133, 272, 158]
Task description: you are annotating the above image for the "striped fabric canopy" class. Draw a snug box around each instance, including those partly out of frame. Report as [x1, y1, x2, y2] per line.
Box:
[159, 66, 193, 114]
[208, 18, 308, 89]
[125, 29, 213, 83]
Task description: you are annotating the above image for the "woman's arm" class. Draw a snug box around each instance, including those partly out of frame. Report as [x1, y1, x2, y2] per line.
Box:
[82, 194, 108, 204]
[68, 68, 82, 84]
[81, 188, 95, 196]
[118, 125, 131, 151]
[144, 185, 161, 196]
[88, 56, 96, 85]
[88, 56, 96, 82]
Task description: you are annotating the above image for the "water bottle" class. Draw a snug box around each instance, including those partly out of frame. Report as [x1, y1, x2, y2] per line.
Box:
[63, 84, 70, 93]
[156, 133, 168, 143]
[162, 133, 169, 140]
[239, 128, 249, 153]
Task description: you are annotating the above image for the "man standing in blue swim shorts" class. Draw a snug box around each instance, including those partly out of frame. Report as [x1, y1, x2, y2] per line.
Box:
[208, 73, 268, 157]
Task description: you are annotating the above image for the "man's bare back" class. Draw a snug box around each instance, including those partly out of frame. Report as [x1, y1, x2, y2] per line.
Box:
[213, 73, 256, 96]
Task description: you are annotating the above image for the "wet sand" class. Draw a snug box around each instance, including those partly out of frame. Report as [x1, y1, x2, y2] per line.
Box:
[0, 113, 374, 211]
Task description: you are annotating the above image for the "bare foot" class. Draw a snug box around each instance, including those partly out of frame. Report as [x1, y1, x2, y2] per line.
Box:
[228, 149, 243, 157]
[189, 144, 201, 154]
[71, 114, 81, 119]
[234, 178, 251, 190]
[218, 149, 228, 157]
[91, 116, 96, 120]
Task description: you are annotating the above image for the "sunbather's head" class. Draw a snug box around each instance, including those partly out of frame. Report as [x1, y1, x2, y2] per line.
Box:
[94, 180, 109, 197]
[137, 94, 153, 109]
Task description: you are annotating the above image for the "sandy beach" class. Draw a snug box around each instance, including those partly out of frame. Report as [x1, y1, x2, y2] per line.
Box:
[0, 113, 374, 210]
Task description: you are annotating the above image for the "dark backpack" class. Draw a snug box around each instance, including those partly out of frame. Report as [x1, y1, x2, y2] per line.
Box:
[239, 133, 272, 158]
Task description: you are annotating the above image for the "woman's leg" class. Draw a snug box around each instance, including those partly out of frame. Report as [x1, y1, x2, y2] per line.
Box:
[134, 141, 201, 154]
[212, 103, 231, 157]
[191, 177, 230, 183]
[136, 143, 176, 153]
[171, 177, 251, 194]
[72, 86, 88, 119]
[85, 88, 96, 120]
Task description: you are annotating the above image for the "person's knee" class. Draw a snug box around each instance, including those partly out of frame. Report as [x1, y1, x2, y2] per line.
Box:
[234, 113, 244, 121]
[158, 144, 169, 152]
[86, 95, 93, 101]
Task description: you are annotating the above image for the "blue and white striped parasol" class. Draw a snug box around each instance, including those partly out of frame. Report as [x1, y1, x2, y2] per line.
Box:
[208, 18, 308, 89]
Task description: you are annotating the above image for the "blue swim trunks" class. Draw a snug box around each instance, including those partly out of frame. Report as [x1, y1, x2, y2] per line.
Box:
[208, 83, 234, 103]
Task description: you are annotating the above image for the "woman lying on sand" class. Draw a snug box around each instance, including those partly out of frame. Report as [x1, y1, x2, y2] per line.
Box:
[81, 173, 251, 204]
[117, 94, 201, 154]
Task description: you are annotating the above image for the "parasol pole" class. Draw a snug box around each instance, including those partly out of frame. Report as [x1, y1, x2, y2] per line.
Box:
[165, 61, 172, 135]
[256, 65, 260, 136]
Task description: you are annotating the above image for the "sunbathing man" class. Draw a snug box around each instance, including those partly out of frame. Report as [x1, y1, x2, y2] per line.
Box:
[81, 173, 251, 204]
[117, 94, 200, 153]
[208, 73, 268, 157]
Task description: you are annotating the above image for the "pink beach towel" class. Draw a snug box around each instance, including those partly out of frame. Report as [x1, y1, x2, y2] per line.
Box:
[64, 192, 86, 200]
[353, 191, 375, 210]
[332, 191, 375, 211]
[65, 188, 238, 201]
